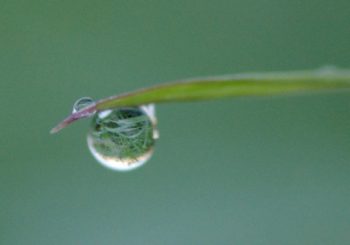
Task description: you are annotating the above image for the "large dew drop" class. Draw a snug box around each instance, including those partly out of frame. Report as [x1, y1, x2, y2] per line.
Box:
[87, 104, 158, 171]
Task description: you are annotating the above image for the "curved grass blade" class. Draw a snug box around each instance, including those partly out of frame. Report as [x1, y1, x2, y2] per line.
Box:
[51, 69, 350, 134]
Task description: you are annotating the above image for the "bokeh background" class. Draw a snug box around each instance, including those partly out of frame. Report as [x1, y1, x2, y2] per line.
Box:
[1, 0, 350, 244]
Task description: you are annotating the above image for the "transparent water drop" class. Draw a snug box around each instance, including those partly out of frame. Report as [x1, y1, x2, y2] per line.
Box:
[72, 97, 95, 114]
[87, 104, 158, 171]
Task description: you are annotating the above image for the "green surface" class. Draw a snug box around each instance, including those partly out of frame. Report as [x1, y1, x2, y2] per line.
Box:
[52, 69, 350, 134]
[97, 70, 350, 109]
[1, 0, 350, 244]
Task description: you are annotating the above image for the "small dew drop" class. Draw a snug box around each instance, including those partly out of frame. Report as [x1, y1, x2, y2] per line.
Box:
[72, 97, 95, 114]
[87, 104, 158, 171]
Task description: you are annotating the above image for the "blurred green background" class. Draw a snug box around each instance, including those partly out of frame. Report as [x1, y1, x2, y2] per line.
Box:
[1, 0, 350, 244]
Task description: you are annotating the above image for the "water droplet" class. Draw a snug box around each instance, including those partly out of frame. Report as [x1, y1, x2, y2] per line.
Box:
[72, 97, 95, 114]
[87, 104, 158, 171]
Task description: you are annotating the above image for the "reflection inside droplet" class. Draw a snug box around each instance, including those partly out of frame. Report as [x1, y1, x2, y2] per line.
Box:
[72, 97, 95, 114]
[87, 104, 158, 171]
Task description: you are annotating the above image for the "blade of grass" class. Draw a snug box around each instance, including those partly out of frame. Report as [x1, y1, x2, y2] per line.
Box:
[51, 69, 350, 134]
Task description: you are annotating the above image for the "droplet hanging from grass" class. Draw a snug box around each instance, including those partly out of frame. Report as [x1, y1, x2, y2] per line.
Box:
[87, 104, 158, 171]
[50, 69, 350, 172]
